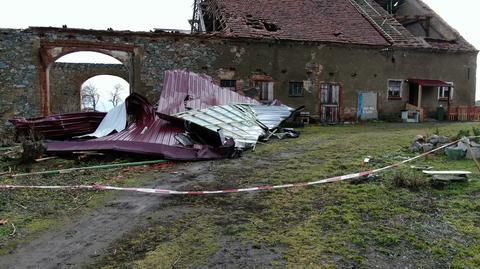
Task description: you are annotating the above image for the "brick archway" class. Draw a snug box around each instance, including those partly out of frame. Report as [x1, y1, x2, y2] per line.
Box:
[39, 40, 136, 115]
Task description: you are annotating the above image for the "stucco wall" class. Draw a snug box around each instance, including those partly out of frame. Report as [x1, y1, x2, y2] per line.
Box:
[0, 27, 477, 130]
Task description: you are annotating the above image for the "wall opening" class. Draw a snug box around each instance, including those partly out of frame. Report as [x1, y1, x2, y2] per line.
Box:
[81, 75, 129, 112]
[49, 51, 130, 113]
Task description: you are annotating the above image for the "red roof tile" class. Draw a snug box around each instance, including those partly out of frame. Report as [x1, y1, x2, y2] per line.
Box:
[207, 0, 390, 46]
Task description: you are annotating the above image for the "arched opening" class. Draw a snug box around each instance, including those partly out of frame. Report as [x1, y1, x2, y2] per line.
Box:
[49, 51, 130, 113]
[56, 51, 123, 64]
[80, 75, 130, 112]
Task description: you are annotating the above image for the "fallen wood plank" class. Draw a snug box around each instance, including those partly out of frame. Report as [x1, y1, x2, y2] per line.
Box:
[35, 156, 58, 162]
[72, 151, 105, 156]
[433, 175, 469, 182]
[423, 170, 472, 175]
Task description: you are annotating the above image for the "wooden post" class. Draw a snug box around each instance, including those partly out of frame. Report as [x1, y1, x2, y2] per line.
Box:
[417, 85, 422, 109]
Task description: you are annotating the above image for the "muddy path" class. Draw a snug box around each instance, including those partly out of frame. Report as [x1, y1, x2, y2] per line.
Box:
[0, 161, 221, 269]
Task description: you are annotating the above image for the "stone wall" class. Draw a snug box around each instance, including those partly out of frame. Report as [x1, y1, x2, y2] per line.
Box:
[0, 27, 477, 133]
[0, 29, 41, 119]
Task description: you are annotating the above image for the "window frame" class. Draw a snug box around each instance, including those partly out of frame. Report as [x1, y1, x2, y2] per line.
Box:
[220, 79, 237, 90]
[252, 80, 274, 102]
[288, 81, 304, 97]
[387, 79, 403, 100]
[438, 82, 454, 101]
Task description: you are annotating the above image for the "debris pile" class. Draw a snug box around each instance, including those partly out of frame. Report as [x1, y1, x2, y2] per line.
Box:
[446, 137, 480, 160]
[9, 70, 300, 161]
[411, 134, 450, 153]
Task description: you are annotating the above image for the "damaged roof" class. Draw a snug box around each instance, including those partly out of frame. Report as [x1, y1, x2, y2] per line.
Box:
[202, 0, 390, 46]
[201, 0, 476, 52]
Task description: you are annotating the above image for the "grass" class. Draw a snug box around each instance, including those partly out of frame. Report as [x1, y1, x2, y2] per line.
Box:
[0, 153, 172, 255]
[2, 122, 480, 268]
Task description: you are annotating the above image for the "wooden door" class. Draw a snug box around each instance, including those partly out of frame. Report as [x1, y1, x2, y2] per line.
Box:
[319, 83, 340, 123]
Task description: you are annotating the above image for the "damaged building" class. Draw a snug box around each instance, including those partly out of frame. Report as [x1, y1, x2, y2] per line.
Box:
[0, 0, 477, 128]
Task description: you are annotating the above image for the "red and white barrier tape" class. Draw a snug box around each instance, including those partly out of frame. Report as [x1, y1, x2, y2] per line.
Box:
[0, 140, 460, 195]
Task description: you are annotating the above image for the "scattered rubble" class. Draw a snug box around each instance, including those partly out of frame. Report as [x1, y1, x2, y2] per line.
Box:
[411, 134, 450, 153]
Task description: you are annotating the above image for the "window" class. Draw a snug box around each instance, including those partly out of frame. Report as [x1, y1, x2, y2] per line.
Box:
[438, 83, 454, 100]
[253, 80, 274, 101]
[320, 83, 340, 105]
[220, 80, 236, 89]
[289, 82, 304, 97]
[388, 80, 402, 99]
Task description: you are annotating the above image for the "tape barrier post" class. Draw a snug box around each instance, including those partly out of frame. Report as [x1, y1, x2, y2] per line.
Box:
[0, 139, 467, 196]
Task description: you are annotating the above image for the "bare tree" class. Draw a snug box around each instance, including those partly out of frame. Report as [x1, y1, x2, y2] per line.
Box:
[81, 83, 100, 111]
[109, 83, 125, 107]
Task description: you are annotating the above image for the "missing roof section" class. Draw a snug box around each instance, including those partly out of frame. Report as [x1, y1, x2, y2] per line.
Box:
[197, 0, 227, 32]
[245, 15, 280, 32]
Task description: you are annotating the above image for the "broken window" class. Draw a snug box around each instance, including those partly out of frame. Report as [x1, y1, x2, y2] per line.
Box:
[289, 82, 304, 97]
[253, 81, 274, 102]
[220, 80, 237, 91]
[438, 83, 454, 100]
[388, 80, 402, 99]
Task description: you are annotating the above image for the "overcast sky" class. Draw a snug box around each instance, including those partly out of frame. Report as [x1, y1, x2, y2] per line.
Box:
[1, 0, 479, 100]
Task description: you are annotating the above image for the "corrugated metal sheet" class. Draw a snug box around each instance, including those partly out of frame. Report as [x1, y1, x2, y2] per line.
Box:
[9, 112, 106, 139]
[173, 105, 264, 149]
[171, 104, 295, 149]
[248, 105, 295, 130]
[46, 71, 271, 160]
[157, 70, 259, 115]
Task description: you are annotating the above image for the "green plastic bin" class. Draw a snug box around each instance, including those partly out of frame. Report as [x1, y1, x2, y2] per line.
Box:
[445, 147, 466, 160]
[437, 106, 446, 121]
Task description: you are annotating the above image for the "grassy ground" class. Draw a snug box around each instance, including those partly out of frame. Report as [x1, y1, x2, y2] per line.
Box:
[2, 122, 480, 268]
[0, 153, 172, 255]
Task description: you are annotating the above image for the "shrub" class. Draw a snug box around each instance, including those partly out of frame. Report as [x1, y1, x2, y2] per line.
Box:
[392, 169, 430, 190]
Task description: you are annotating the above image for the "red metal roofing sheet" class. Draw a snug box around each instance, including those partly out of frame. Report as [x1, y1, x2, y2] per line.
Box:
[9, 112, 106, 139]
[47, 71, 262, 160]
[157, 70, 259, 116]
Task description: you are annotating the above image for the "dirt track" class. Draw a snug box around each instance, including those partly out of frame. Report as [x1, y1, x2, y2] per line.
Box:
[0, 162, 218, 268]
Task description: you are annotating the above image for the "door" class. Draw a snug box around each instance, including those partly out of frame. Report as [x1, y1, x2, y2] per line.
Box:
[319, 83, 340, 123]
[358, 92, 378, 121]
[408, 83, 419, 106]
[254, 81, 274, 102]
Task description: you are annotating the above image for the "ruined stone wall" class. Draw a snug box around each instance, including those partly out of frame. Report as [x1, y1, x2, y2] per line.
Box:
[0, 27, 477, 131]
[0, 29, 41, 119]
[49, 63, 128, 113]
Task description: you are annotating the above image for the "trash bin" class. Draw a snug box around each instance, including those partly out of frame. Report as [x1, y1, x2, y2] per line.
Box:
[445, 147, 466, 160]
[437, 106, 446, 121]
